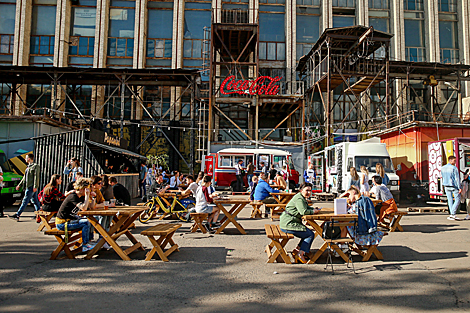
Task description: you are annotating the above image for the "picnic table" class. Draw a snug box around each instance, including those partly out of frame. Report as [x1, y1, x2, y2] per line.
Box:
[78, 206, 145, 261]
[302, 208, 384, 263]
[213, 199, 250, 234]
[268, 192, 297, 219]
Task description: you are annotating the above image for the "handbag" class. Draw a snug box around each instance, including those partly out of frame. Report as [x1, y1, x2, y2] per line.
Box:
[322, 220, 341, 240]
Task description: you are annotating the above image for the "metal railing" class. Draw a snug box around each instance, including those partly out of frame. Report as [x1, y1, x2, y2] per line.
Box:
[213, 9, 258, 24]
[278, 81, 304, 96]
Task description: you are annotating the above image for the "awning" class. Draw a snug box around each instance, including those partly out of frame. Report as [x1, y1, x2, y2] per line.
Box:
[84, 140, 147, 160]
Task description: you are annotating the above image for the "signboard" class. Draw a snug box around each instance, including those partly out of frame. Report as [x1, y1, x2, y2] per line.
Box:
[219, 75, 281, 96]
[89, 128, 129, 150]
[204, 155, 214, 176]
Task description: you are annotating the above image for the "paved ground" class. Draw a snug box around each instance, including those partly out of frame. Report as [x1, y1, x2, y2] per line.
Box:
[1, 199, 470, 313]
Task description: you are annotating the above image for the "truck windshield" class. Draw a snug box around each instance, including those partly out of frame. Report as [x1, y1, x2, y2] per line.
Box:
[0, 153, 13, 173]
[355, 156, 394, 173]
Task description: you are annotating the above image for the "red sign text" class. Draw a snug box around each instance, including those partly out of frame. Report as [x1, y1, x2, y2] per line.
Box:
[219, 75, 281, 96]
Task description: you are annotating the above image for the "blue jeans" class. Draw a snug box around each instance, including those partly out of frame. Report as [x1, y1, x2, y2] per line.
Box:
[139, 179, 146, 198]
[247, 174, 254, 187]
[56, 219, 91, 244]
[16, 186, 41, 217]
[281, 227, 315, 253]
[445, 186, 461, 215]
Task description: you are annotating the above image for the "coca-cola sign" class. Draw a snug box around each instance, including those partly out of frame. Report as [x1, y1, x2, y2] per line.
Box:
[220, 75, 281, 96]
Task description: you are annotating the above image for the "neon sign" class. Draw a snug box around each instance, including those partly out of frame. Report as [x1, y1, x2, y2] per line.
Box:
[219, 75, 281, 96]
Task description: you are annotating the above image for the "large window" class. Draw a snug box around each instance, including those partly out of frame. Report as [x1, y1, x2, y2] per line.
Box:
[404, 0, 425, 62]
[332, 0, 354, 7]
[30, 0, 57, 66]
[69, 0, 96, 67]
[439, 0, 459, 63]
[259, 5, 285, 61]
[147, 1, 173, 68]
[369, 0, 389, 33]
[107, 0, 135, 67]
[296, 6, 320, 60]
[183, 1, 211, 69]
[0, 0, 16, 65]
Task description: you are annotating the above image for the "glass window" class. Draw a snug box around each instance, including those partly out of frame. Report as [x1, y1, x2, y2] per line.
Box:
[332, 0, 355, 7]
[404, 0, 423, 11]
[259, 12, 285, 42]
[439, 13, 459, 63]
[369, 0, 389, 9]
[355, 156, 393, 172]
[69, 1, 96, 66]
[147, 2, 173, 65]
[404, 3, 425, 62]
[438, 0, 456, 12]
[30, 0, 56, 64]
[183, 4, 211, 69]
[296, 9, 320, 44]
[0, 1, 16, 61]
[220, 156, 233, 167]
[107, 0, 135, 64]
[297, 0, 320, 5]
[333, 16, 355, 28]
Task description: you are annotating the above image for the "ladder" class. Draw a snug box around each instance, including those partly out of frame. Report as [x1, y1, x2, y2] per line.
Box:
[197, 99, 208, 162]
[202, 26, 211, 79]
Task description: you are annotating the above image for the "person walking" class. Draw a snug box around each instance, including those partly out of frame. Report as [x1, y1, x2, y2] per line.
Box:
[139, 161, 148, 201]
[0, 166, 4, 217]
[303, 163, 316, 184]
[9, 153, 41, 221]
[235, 159, 244, 192]
[441, 155, 462, 220]
[359, 165, 370, 197]
[246, 160, 255, 190]
[63, 157, 83, 182]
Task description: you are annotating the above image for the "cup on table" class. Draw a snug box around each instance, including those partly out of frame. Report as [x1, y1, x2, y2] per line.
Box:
[104, 201, 109, 210]
[110, 199, 116, 207]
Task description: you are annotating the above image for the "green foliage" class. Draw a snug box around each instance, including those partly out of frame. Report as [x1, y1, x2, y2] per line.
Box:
[147, 154, 169, 170]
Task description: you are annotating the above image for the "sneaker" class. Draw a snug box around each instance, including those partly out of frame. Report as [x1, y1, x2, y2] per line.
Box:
[82, 243, 96, 252]
[465, 214, 470, 220]
[447, 215, 456, 220]
[8, 214, 19, 222]
[204, 223, 213, 233]
[102, 243, 111, 250]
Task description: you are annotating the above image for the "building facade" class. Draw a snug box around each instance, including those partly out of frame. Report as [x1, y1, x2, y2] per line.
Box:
[0, 0, 469, 172]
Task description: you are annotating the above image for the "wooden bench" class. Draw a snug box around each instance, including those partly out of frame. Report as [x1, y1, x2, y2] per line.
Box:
[190, 213, 209, 234]
[265, 203, 287, 221]
[36, 210, 57, 232]
[44, 228, 83, 260]
[141, 223, 182, 261]
[351, 232, 388, 261]
[264, 224, 294, 264]
[384, 211, 408, 232]
[136, 203, 146, 206]
[250, 201, 263, 219]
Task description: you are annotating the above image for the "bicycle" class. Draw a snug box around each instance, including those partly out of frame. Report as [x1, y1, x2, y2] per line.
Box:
[139, 192, 195, 223]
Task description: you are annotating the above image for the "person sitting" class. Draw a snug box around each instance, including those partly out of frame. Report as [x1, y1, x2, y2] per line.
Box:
[280, 183, 320, 263]
[66, 172, 83, 192]
[109, 177, 131, 205]
[196, 171, 204, 186]
[348, 167, 360, 189]
[181, 175, 198, 201]
[151, 174, 171, 196]
[275, 172, 287, 190]
[253, 173, 280, 218]
[55, 178, 95, 252]
[343, 186, 384, 248]
[195, 175, 220, 232]
[90, 175, 115, 249]
[100, 174, 115, 201]
[268, 164, 277, 183]
[39, 174, 73, 212]
[370, 175, 398, 225]
[250, 175, 259, 201]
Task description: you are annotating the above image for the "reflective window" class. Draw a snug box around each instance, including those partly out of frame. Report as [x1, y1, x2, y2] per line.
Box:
[369, 0, 389, 9]
[404, 3, 425, 62]
[297, 0, 320, 5]
[0, 0, 16, 64]
[30, 0, 57, 66]
[259, 5, 285, 61]
[439, 12, 459, 63]
[183, 2, 211, 69]
[332, 0, 355, 7]
[404, 0, 423, 11]
[69, 0, 96, 67]
[296, 7, 319, 60]
[439, 0, 457, 12]
[107, 0, 135, 66]
[147, 1, 173, 67]
[333, 16, 355, 27]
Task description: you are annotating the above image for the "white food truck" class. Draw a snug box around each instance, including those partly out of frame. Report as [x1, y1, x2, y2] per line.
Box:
[311, 137, 400, 201]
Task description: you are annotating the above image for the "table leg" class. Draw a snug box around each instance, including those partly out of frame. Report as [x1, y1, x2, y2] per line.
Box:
[85, 216, 131, 261]
[215, 203, 247, 235]
[307, 242, 328, 264]
[146, 235, 168, 261]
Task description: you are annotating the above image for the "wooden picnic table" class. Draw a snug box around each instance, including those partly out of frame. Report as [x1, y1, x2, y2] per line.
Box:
[213, 199, 250, 234]
[303, 208, 384, 263]
[302, 209, 357, 264]
[270, 192, 297, 205]
[78, 206, 145, 261]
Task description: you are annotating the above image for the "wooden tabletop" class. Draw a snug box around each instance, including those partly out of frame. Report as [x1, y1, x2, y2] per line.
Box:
[214, 199, 251, 204]
[78, 207, 144, 216]
[270, 192, 296, 196]
[303, 207, 358, 221]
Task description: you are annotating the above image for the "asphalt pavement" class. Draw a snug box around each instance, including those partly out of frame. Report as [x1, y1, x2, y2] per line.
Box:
[1, 199, 469, 313]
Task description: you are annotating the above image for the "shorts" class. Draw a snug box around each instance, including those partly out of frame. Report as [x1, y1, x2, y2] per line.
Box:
[196, 205, 213, 214]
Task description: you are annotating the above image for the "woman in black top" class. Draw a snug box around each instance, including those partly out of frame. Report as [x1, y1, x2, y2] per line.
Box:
[55, 178, 95, 252]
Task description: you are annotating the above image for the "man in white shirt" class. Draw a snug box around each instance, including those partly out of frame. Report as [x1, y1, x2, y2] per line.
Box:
[169, 171, 181, 189]
[181, 175, 198, 200]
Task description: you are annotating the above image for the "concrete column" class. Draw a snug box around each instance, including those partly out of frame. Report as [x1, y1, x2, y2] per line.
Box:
[321, 0, 332, 31]
[425, 0, 439, 62]
[54, 0, 71, 67]
[172, 0, 184, 69]
[133, 0, 147, 69]
[94, 0, 110, 68]
[12, 0, 31, 116]
[286, 0, 296, 83]
[356, 0, 368, 26]
[458, 0, 470, 97]
[390, 0, 405, 61]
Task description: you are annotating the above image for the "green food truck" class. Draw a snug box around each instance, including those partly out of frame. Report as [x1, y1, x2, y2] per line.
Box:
[0, 149, 23, 206]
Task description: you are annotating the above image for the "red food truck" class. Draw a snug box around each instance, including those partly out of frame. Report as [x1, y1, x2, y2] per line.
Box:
[202, 148, 300, 190]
